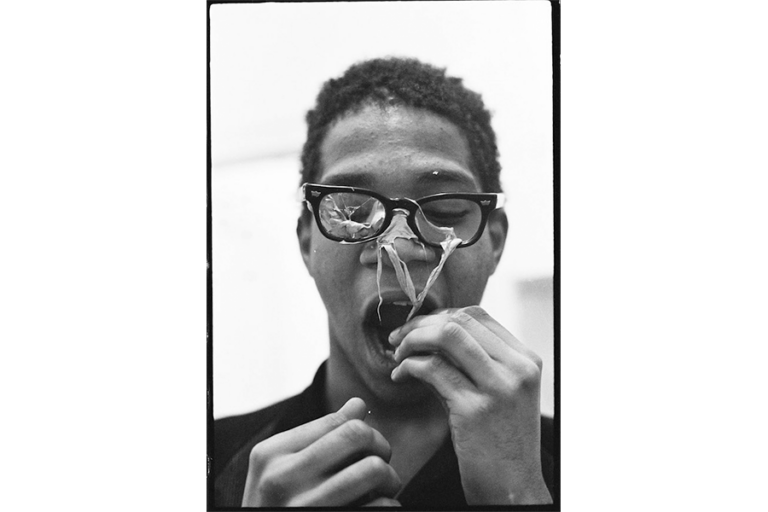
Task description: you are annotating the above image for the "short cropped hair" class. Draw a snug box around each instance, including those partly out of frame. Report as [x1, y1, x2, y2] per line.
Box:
[300, 57, 502, 193]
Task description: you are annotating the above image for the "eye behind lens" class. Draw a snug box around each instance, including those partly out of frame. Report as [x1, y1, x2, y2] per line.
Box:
[416, 199, 482, 243]
[319, 192, 386, 241]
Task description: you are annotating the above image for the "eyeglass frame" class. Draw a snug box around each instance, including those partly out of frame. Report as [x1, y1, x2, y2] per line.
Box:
[301, 183, 505, 249]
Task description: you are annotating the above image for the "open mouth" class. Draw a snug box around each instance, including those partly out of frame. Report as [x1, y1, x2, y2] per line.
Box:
[363, 297, 437, 355]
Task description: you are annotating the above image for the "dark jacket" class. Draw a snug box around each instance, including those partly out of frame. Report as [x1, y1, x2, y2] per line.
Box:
[212, 363, 557, 508]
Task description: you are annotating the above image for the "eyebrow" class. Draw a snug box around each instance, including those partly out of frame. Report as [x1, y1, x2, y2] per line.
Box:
[413, 169, 478, 189]
[320, 172, 376, 188]
[320, 169, 478, 190]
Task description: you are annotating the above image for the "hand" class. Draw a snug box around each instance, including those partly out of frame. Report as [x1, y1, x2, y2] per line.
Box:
[241, 397, 403, 507]
[389, 306, 552, 504]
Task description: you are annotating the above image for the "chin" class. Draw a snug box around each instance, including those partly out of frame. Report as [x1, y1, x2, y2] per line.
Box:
[366, 369, 437, 407]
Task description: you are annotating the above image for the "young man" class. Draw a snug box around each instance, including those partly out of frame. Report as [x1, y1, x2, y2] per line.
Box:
[213, 57, 555, 507]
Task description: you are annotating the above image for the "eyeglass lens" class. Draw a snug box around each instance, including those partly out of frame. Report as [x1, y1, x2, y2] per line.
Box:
[319, 193, 386, 241]
[318, 192, 483, 244]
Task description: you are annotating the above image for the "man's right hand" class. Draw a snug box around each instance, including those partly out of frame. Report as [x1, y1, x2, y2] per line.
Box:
[241, 397, 402, 507]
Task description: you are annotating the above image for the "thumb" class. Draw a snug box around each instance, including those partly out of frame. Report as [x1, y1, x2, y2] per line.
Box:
[263, 397, 369, 453]
[337, 396, 368, 421]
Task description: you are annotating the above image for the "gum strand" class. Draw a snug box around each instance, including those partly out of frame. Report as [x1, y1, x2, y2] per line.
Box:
[405, 237, 462, 321]
[376, 242, 420, 322]
[375, 235, 462, 322]
[374, 211, 461, 322]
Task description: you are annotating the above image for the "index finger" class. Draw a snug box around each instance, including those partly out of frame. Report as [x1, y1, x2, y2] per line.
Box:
[387, 309, 454, 346]
[262, 397, 368, 454]
[457, 306, 542, 366]
[390, 307, 543, 373]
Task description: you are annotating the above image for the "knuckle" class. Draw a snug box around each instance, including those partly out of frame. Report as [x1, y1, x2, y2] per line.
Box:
[246, 442, 298, 502]
[427, 354, 446, 373]
[341, 419, 372, 446]
[327, 410, 350, 429]
[440, 319, 464, 340]
[523, 358, 542, 380]
[380, 465, 402, 493]
[398, 356, 419, 373]
[462, 305, 487, 318]
[531, 353, 544, 371]
[467, 395, 498, 421]
[256, 476, 282, 501]
[450, 309, 470, 323]
[248, 441, 271, 471]
[487, 372, 512, 395]
[256, 461, 292, 503]
[514, 360, 542, 390]
[363, 455, 389, 477]
[248, 442, 264, 463]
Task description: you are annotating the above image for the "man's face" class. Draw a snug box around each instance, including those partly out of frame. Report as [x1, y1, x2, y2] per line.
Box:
[298, 104, 507, 404]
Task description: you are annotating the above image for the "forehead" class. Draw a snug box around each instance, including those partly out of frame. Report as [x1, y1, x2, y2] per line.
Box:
[318, 104, 480, 193]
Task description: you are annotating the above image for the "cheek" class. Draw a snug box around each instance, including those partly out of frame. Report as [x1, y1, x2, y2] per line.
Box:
[444, 245, 495, 305]
[308, 237, 360, 298]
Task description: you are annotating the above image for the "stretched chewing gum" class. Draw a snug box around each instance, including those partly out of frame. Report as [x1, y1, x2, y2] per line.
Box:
[375, 212, 462, 322]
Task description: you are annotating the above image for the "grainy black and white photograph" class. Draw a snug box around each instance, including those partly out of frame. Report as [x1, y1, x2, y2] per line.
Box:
[5, 1, 768, 511]
[209, 1, 558, 508]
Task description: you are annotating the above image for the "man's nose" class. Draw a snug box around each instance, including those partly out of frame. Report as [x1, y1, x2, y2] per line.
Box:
[358, 212, 438, 266]
[382, 236, 438, 265]
[359, 237, 439, 267]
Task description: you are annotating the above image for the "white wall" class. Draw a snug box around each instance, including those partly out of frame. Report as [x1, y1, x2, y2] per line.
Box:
[211, 1, 555, 418]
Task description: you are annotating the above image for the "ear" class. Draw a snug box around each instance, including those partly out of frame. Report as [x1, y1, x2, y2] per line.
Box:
[296, 209, 314, 275]
[486, 209, 508, 273]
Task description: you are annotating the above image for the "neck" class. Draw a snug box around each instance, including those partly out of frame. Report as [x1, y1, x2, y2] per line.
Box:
[324, 353, 447, 431]
[324, 355, 450, 485]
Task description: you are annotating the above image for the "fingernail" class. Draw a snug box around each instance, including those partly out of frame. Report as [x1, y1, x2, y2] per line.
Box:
[388, 328, 401, 344]
[391, 365, 400, 380]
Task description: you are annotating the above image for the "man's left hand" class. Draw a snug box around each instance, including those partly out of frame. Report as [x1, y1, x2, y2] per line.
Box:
[389, 306, 552, 505]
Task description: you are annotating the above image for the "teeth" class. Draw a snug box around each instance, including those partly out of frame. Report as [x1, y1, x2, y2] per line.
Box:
[392, 301, 412, 307]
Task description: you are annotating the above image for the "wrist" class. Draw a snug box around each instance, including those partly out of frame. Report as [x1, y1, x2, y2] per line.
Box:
[463, 465, 552, 505]
[505, 477, 552, 505]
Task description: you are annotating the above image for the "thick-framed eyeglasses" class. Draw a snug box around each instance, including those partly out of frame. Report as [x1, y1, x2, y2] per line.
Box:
[302, 183, 505, 248]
